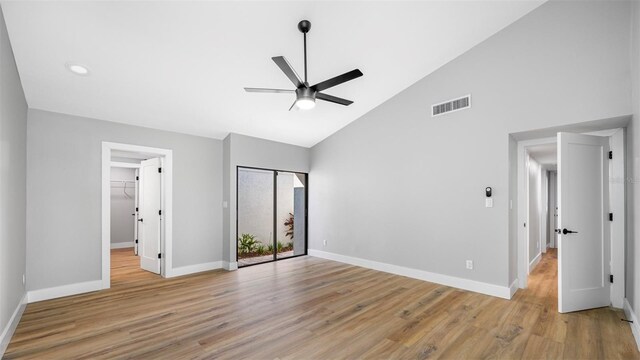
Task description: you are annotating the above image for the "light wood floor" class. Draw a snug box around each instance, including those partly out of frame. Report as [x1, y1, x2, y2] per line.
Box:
[4, 248, 639, 359]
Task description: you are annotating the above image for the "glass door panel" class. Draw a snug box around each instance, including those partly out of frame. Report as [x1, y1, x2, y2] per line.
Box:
[237, 168, 274, 267]
[277, 172, 307, 259]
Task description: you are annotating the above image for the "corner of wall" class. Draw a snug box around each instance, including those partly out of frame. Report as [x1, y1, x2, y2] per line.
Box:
[624, 298, 640, 351]
[0, 293, 27, 357]
[0, 3, 28, 356]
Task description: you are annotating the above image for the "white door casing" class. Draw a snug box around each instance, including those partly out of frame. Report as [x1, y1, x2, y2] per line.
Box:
[557, 132, 610, 313]
[134, 168, 139, 256]
[139, 157, 162, 274]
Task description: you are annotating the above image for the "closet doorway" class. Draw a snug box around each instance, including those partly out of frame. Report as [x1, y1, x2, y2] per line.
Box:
[236, 167, 308, 267]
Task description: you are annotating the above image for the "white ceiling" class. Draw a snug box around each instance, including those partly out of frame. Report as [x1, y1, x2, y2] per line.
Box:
[528, 143, 557, 166]
[2, 1, 544, 147]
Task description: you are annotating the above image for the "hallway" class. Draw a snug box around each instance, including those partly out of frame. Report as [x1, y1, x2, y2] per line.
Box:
[513, 248, 636, 358]
[110, 247, 161, 287]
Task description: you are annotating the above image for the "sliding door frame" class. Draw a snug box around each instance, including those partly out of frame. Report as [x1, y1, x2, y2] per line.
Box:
[236, 165, 308, 267]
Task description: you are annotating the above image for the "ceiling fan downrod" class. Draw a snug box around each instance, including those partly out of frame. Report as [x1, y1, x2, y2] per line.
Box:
[298, 20, 311, 84]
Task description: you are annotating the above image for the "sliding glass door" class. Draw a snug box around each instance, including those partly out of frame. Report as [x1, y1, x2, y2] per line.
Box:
[237, 167, 307, 267]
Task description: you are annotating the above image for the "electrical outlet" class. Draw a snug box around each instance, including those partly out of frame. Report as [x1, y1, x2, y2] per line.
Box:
[466, 260, 473, 270]
[323, 239, 327, 246]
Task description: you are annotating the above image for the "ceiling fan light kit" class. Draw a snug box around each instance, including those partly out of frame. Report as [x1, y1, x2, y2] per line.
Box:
[295, 87, 316, 110]
[245, 20, 363, 111]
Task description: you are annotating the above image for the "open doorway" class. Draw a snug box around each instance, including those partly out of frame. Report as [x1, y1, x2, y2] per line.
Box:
[514, 125, 626, 313]
[526, 142, 557, 272]
[101, 142, 173, 289]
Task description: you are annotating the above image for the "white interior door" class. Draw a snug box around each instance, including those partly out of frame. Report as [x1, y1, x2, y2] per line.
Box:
[558, 132, 610, 313]
[139, 158, 162, 274]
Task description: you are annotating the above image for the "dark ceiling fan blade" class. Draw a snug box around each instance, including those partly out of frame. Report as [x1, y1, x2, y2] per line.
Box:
[272, 56, 304, 88]
[311, 69, 363, 92]
[316, 92, 354, 106]
[288, 99, 297, 111]
[244, 87, 295, 93]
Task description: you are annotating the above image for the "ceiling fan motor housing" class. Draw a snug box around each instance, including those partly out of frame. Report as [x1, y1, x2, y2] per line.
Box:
[296, 86, 315, 101]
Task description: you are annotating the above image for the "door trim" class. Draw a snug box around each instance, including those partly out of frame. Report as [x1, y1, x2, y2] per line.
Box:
[101, 142, 174, 289]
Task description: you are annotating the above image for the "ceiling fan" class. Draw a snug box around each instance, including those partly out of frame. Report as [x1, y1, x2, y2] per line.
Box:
[244, 20, 363, 111]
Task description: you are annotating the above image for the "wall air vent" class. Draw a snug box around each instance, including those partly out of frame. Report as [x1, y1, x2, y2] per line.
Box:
[432, 94, 471, 117]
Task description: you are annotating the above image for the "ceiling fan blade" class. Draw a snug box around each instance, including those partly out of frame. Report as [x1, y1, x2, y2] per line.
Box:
[311, 69, 363, 92]
[288, 99, 297, 111]
[244, 87, 295, 93]
[272, 56, 304, 88]
[316, 92, 354, 106]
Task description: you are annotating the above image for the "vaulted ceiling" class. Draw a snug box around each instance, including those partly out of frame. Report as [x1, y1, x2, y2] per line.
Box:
[1, 1, 544, 147]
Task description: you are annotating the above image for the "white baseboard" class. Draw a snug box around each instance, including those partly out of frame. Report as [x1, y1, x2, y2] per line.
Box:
[223, 261, 238, 271]
[624, 298, 640, 351]
[309, 249, 513, 299]
[27, 280, 103, 303]
[529, 252, 541, 273]
[0, 293, 27, 357]
[111, 242, 134, 249]
[509, 279, 519, 298]
[170, 261, 222, 277]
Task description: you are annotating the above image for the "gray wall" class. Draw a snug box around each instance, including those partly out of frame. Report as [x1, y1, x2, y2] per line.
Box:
[26, 109, 223, 291]
[628, 0, 640, 319]
[0, 3, 27, 344]
[223, 133, 309, 263]
[309, 0, 632, 287]
[110, 167, 136, 245]
[528, 157, 541, 264]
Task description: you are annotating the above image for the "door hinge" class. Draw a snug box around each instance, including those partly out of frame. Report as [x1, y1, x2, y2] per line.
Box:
[135, 239, 138, 244]
[158, 253, 162, 259]
[609, 213, 613, 221]
[136, 176, 139, 181]
[610, 274, 614, 283]
[158, 167, 162, 173]
[159, 210, 162, 216]
[609, 151, 613, 160]
[136, 207, 138, 212]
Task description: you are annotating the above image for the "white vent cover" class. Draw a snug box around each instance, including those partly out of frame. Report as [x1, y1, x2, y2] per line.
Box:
[432, 95, 471, 117]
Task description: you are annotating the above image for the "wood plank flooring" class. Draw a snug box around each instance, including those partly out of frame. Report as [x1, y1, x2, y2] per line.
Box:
[4, 248, 639, 359]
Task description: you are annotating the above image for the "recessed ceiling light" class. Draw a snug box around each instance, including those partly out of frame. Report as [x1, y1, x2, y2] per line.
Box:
[65, 63, 90, 76]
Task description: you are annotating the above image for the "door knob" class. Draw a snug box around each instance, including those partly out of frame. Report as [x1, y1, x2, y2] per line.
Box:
[562, 228, 578, 234]
[138, 218, 143, 222]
